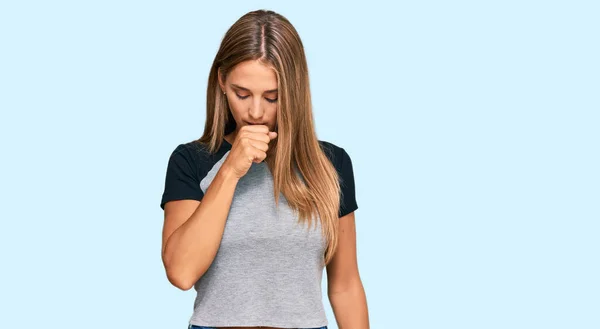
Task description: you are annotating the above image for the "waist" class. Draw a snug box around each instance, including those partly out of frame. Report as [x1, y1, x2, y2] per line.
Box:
[188, 324, 327, 329]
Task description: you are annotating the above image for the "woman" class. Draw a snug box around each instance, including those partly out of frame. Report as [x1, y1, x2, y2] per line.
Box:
[160, 9, 369, 329]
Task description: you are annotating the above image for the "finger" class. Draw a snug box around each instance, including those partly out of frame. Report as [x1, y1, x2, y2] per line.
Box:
[245, 131, 271, 145]
[241, 124, 269, 134]
[253, 150, 267, 163]
[238, 126, 271, 143]
[248, 138, 269, 152]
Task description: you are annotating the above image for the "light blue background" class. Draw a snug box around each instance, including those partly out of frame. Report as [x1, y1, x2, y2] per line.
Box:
[1, 1, 598, 328]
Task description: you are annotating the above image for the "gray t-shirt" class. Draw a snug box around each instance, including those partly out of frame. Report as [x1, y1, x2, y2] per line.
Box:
[160, 138, 358, 328]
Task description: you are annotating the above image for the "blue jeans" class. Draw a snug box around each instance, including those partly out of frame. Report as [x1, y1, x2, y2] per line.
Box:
[189, 325, 327, 329]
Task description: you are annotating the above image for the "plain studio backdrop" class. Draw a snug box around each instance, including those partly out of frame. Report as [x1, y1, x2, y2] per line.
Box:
[0, 1, 598, 328]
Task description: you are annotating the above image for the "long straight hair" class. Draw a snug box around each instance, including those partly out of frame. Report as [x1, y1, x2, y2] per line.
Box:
[197, 9, 341, 266]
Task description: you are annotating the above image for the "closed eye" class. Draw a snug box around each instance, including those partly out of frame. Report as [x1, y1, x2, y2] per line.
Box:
[236, 94, 278, 103]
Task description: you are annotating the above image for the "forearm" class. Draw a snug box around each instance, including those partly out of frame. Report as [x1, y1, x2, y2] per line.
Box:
[328, 282, 370, 329]
[163, 165, 239, 290]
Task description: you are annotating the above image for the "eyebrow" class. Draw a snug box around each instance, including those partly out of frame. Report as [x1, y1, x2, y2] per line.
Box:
[231, 83, 278, 93]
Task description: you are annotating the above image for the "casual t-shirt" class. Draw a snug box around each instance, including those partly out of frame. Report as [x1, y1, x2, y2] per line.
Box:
[160, 137, 358, 328]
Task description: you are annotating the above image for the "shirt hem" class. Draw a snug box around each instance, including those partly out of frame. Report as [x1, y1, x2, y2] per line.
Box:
[189, 319, 329, 328]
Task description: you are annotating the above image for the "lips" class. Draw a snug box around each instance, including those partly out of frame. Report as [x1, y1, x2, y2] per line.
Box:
[246, 121, 267, 125]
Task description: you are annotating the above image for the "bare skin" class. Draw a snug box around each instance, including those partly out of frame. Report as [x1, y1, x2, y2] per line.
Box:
[219, 59, 279, 143]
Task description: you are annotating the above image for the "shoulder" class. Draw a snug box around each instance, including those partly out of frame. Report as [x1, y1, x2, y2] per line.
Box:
[166, 139, 219, 169]
[318, 139, 351, 168]
[160, 140, 213, 210]
[163, 140, 215, 180]
[318, 139, 342, 160]
[319, 139, 359, 217]
[169, 139, 209, 159]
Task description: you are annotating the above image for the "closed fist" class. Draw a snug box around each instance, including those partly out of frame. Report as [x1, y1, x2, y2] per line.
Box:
[222, 124, 277, 179]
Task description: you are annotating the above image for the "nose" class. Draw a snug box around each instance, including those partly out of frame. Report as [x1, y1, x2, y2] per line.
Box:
[248, 98, 264, 120]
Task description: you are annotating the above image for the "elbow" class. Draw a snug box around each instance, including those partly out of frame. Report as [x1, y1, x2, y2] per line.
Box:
[162, 251, 195, 290]
[164, 257, 197, 291]
[166, 268, 195, 291]
[162, 247, 213, 291]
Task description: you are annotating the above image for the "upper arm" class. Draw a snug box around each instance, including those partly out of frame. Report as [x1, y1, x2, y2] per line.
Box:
[160, 145, 204, 210]
[326, 211, 360, 294]
[162, 200, 200, 260]
[326, 145, 361, 292]
[160, 144, 204, 259]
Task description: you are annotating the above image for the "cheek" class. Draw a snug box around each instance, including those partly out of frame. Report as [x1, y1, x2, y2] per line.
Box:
[226, 98, 244, 115]
[267, 103, 278, 117]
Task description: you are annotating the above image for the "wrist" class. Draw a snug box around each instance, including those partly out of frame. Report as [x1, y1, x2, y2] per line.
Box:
[218, 163, 240, 182]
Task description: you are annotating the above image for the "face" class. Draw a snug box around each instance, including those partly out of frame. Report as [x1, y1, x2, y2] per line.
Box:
[219, 59, 279, 138]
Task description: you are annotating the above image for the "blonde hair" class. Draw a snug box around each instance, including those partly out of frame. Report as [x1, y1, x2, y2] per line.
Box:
[197, 9, 341, 266]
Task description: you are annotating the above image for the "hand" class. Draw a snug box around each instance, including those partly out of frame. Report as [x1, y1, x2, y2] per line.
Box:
[222, 125, 278, 179]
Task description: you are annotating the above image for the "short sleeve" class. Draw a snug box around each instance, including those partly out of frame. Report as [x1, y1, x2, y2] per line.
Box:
[338, 148, 358, 218]
[160, 144, 204, 210]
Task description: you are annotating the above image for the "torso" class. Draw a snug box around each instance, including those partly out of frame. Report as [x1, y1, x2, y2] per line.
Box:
[172, 138, 341, 329]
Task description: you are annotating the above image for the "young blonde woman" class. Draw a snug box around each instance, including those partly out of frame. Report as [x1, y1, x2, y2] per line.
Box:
[160, 9, 369, 329]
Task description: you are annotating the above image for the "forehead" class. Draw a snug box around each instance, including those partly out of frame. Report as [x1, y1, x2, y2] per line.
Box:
[228, 60, 278, 92]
